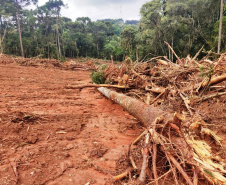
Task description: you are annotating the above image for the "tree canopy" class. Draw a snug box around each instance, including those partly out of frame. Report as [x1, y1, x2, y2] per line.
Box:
[0, 0, 225, 61]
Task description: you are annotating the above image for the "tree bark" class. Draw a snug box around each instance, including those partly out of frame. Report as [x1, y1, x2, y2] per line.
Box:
[0, 36, 2, 53]
[56, 15, 61, 59]
[96, 43, 99, 57]
[97, 87, 172, 127]
[16, 0, 24, 57]
[16, 1, 24, 57]
[217, 0, 224, 54]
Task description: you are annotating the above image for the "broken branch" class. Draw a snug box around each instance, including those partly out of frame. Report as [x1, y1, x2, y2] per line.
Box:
[66, 84, 130, 89]
[191, 45, 204, 68]
[113, 169, 132, 181]
[139, 133, 150, 183]
[198, 92, 226, 102]
[164, 41, 182, 64]
[147, 169, 172, 185]
[166, 153, 193, 185]
[179, 93, 193, 116]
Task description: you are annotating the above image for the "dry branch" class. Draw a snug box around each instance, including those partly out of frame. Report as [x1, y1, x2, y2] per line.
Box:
[131, 68, 147, 81]
[152, 143, 158, 185]
[131, 130, 148, 146]
[214, 54, 225, 70]
[146, 86, 166, 94]
[113, 169, 132, 181]
[98, 80, 226, 185]
[157, 59, 169, 66]
[139, 133, 150, 183]
[147, 170, 172, 185]
[166, 153, 193, 185]
[9, 160, 18, 184]
[179, 93, 193, 116]
[164, 41, 182, 64]
[198, 92, 226, 102]
[193, 167, 198, 185]
[151, 118, 161, 185]
[129, 156, 138, 170]
[66, 84, 130, 89]
[150, 91, 165, 105]
[191, 45, 204, 68]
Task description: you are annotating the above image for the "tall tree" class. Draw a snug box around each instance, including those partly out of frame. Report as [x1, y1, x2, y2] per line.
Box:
[13, 0, 37, 57]
[121, 26, 137, 59]
[44, 0, 65, 59]
[218, 0, 224, 53]
[139, 0, 221, 59]
[0, 0, 15, 54]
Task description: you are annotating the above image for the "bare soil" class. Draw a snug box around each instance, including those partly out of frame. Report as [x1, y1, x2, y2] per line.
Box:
[0, 61, 143, 185]
[0, 56, 225, 185]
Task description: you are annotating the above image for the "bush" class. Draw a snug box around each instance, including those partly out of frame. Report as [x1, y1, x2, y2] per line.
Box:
[90, 64, 108, 84]
[90, 71, 105, 84]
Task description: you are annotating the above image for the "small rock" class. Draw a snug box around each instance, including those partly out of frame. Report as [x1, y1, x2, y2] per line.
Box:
[27, 135, 38, 144]
[222, 126, 226, 133]
[66, 144, 74, 150]
[30, 171, 34, 175]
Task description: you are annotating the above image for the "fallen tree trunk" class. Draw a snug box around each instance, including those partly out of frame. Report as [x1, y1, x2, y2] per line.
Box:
[97, 87, 172, 127]
[201, 74, 226, 87]
[98, 88, 226, 184]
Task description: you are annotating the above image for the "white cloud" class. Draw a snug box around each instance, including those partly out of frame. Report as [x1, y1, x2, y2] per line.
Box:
[38, 0, 148, 21]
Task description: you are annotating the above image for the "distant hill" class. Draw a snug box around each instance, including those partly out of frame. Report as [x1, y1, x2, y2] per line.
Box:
[97, 19, 139, 25]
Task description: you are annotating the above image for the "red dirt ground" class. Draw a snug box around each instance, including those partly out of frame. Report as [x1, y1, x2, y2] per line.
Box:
[0, 62, 143, 185]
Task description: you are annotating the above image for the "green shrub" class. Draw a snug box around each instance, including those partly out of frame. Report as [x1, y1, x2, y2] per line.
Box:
[90, 64, 108, 84]
[101, 64, 107, 70]
[90, 71, 105, 84]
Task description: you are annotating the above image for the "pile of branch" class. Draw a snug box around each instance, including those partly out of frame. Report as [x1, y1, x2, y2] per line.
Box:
[0, 54, 63, 68]
[94, 48, 225, 185]
[123, 116, 226, 185]
[16, 58, 63, 68]
[63, 60, 96, 71]
[97, 87, 226, 185]
[0, 53, 15, 64]
[95, 50, 225, 119]
[0, 54, 97, 70]
[64, 47, 226, 184]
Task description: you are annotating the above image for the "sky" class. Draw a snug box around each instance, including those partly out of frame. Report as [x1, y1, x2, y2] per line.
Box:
[37, 0, 148, 21]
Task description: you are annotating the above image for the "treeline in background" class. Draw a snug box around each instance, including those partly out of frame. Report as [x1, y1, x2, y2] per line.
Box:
[0, 0, 225, 61]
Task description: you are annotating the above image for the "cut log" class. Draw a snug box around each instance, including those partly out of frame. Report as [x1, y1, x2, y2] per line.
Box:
[201, 74, 226, 88]
[145, 85, 166, 94]
[157, 59, 169, 66]
[98, 87, 172, 127]
[113, 169, 132, 181]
